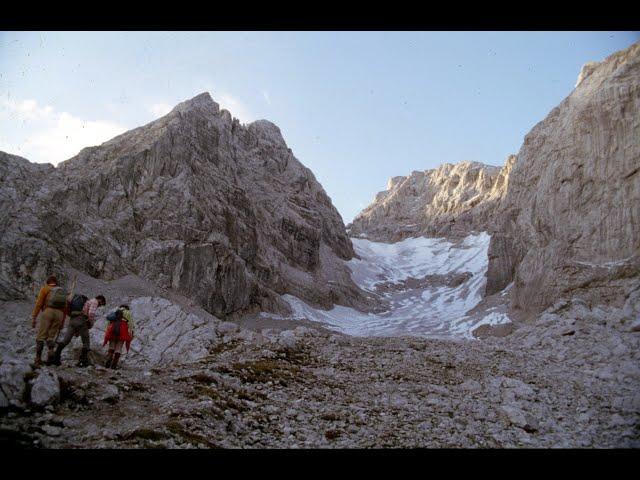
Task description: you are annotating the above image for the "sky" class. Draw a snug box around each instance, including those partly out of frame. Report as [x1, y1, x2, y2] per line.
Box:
[1, 31, 638, 223]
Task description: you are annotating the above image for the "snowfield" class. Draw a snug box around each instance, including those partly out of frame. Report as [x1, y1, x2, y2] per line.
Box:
[283, 232, 511, 339]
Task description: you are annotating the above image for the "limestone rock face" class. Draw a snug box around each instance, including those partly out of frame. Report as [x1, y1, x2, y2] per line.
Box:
[348, 159, 514, 242]
[486, 41, 640, 314]
[0, 93, 368, 318]
[89, 296, 221, 366]
[0, 152, 63, 300]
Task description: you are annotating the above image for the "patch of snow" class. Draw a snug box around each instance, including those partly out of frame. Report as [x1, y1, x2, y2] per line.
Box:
[573, 257, 633, 269]
[452, 311, 512, 339]
[280, 232, 499, 339]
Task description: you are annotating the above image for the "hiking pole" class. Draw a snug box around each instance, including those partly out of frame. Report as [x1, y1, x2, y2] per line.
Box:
[69, 273, 78, 298]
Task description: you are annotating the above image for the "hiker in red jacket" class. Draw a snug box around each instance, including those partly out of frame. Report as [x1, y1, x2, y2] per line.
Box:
[103, 305, 135, 370]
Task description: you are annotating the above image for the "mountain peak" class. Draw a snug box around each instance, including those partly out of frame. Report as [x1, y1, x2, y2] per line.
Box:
[171, 92, 220, 116]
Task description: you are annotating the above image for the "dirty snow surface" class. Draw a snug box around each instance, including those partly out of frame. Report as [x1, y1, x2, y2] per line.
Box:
[284, 232, 509, 338]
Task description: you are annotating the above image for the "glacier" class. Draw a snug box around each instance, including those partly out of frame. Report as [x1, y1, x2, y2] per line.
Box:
[282, 232, 510, 338]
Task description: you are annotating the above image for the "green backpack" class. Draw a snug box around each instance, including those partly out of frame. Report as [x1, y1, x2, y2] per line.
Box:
[46, 286, 68, 309]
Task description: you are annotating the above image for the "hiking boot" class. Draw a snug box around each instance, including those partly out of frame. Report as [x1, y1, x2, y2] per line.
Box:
[51, 344, 64, 366]
[77, 348, 90, 368]
[45, 346, 56, 366]
[105, 349, 114, 368]
[34, 341, 44, 368]
[111, 353, 121, 370]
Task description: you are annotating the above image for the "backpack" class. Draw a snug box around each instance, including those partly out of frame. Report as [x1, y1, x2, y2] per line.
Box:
[46, 286, 68, 309]
[107, 309, 123, 339]
[69, 294, 88, 316]
[106, 309, 123, 322]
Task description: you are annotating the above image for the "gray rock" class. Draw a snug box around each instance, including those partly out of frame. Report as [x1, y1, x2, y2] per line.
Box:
[501, 377, 535, 399]
[0, 360, 32, 407]
[41, 425, 62, 437]
[349, 159, 514, 243]
[277, 330, 301, 351]
[95, 384, 120, 404]
[30, 369, 60, 407]
[500, 405, 539, 432]
[217, 322, 240, 336]
[459, 379, 482, 393]
[90, 296, 220, 367]
[0, 91, 368, 319]
[486, 42, 640, 313]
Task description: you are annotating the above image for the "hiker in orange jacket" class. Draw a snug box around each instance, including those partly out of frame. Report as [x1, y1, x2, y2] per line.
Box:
[31, 275, 69, 367]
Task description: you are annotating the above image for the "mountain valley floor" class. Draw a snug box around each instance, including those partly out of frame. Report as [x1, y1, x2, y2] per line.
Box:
[1, 297, 639, 448]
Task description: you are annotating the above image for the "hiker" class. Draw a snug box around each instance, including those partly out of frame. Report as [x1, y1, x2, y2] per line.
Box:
[103, 304, 135, 370]
[52, 294, 106, 367]
[31, 275, 71, 367]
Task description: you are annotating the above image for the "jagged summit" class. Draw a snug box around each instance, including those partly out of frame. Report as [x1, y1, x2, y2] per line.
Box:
[575, 41, 640, 89]
[172, 91, 220, 114]
[349, 157, 515, 242]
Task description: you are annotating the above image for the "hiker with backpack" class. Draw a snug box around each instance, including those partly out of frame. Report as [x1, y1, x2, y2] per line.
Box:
[31, 275, 73, 367]
[103, 305, 135, 370]
[52, 294, 106, 367]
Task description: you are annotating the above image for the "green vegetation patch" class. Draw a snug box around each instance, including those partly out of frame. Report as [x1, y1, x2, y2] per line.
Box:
[220, 359, 300, 386]
[165, 420, 220, 448]
[194, 385, 247, 413]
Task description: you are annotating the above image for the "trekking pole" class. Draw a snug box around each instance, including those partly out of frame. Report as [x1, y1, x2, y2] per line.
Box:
[69, 273, 78, 298]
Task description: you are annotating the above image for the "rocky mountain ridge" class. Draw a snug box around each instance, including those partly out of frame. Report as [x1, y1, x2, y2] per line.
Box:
[1, 42, 640, 450]
[0, 93, 369, 319]
[350, 41, 640, 318]
[485, 41, 640, 315]
[348, 158, 515, 242]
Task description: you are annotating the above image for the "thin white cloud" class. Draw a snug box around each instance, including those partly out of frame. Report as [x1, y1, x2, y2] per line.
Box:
[262, 90, 272, 105]
[149, 102, 173, 118]
[216, 93, 254, 124]
[0, 97, 126, 165]
[196, 80, 255, 124]
[1, 97, 54, 120]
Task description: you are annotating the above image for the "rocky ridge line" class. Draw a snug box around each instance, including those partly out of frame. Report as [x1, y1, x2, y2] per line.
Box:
[0, 93, 369, 319]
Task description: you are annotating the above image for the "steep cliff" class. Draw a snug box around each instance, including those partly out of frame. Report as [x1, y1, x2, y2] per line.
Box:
[485, 41, 640, 314]
[349, 42, 640, 319]
[0, 93, 368, 317]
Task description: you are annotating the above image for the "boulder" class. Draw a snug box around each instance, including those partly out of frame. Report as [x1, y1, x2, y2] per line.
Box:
[30, 369, 60, 407]
[278, 330, 302, 351]
[0, 360, 32, 408]
[500, 405, 539, 433]
[90, 296, 221, 366]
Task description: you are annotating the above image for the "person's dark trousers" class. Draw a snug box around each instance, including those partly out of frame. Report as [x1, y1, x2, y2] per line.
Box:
[55, 314, 91, 365]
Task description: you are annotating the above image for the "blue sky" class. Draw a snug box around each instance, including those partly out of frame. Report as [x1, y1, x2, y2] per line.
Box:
[1, 31, 638, 223]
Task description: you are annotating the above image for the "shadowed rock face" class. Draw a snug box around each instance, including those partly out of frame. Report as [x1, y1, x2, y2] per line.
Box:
[348, 159, 515, 243]
[0, 93, 367, 318]
[486, 41, 640, 314]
